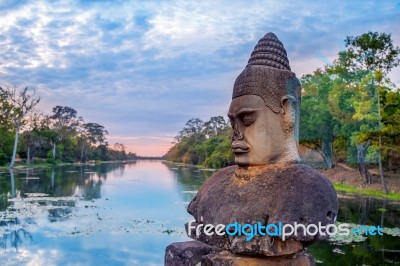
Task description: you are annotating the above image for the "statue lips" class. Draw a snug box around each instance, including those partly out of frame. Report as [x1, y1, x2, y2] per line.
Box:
[231, 142, 250, 153]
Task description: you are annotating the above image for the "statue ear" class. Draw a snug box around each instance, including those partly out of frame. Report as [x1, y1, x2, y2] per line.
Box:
[280, 95, 298, 135]
[280, 95, 296, 115]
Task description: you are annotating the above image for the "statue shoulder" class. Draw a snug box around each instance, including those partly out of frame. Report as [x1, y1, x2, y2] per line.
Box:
[271, 164, 338, 236]
[188, 165, 237, 217]
[289, 164, 336, 191]
[199, 165, 237, 187]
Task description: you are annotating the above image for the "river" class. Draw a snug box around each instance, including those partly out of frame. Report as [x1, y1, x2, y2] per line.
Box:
[0, 161, 399, 265]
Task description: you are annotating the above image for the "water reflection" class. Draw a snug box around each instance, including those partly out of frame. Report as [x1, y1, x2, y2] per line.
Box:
[0, 161, 194, 265]
[0, 161, 399, 265]
[163, 162, 215, 204]
[9, 169, 15, 199]
[0, 228, 32, 251]
[309, 194, 400, 265]
[0, 162, 127, 253]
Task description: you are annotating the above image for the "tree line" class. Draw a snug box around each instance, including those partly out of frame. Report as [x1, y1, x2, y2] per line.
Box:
[164, 116, 234, 168]
[0, 86, 136, 167]
[166, 32, 400, 194]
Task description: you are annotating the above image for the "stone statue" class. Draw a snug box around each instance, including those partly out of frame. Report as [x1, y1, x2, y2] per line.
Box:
[165, 33, 338, 266]
[229, 32, 301, 167]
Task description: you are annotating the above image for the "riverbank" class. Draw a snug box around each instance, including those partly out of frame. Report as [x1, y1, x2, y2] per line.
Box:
[320, 164, 400, 200]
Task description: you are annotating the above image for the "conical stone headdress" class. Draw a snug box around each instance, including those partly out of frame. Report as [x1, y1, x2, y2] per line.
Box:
[232, 33, 301, 113]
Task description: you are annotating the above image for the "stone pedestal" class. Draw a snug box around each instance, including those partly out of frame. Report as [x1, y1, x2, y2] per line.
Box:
[164, 240, 314, 266]
[165, 241, 213, 266]
[202, 251, 315, 266]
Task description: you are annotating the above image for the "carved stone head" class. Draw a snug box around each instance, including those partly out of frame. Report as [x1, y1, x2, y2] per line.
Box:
[228, 33, 301, 166]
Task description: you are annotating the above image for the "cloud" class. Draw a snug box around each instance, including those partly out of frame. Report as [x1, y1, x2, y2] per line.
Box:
[1, 0, 399, 156]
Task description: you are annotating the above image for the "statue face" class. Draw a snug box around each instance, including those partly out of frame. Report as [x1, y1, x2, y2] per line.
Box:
[228, 95, 286, 167]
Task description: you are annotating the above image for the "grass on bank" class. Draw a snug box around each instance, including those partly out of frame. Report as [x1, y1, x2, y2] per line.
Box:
[334, 182, 400, 200]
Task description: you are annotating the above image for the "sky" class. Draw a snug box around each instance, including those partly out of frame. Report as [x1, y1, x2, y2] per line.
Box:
[1, 0, 399, 156]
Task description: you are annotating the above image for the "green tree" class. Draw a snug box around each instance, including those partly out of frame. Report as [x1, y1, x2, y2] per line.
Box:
[328, 72, 380, 184]
[330, 32, 400, 193]
[49, 106, 81, 161]
[203, 116, 228, 137]
[0, 93, 14, 165]
[342, 32, 400, 75]
[176, 118, 204, 140]
[0, 86, 40, 168]
[36, 115, 59, 162]
[80, 123, 108, 162]
[113, 143, 126, 160]
[379, 86, 400, 171]
[300, 70, 336, 168]
[20, 111, 47, 165]
[165, 117, 233, 167]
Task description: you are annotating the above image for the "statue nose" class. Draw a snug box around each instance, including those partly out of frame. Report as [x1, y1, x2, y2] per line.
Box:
[232, 123, 244, 141]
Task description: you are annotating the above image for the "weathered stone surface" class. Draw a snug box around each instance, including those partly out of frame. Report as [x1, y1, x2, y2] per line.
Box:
[229, 94, 300, 167]
[233, 32, 301, 115]
[164, 241, 213, 266]
[233, 66, 300, 114]
[202, 251, 315, 266]
[229, 238, 303, 257]
[187, 163, 338, 255]
[248, 32, 290, 70]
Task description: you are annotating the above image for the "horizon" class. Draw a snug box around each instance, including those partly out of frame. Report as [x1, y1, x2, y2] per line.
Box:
[1, 0, 399, 157]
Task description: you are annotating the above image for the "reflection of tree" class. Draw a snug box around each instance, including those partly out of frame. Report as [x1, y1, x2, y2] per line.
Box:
[0, 193, 7, 211]
[336, 194, 400, 228]
[310, 228, 400, 264]
[10, 168, 15, 198]
[0, 217, 19, 227]
[0, 163, 130, 252]
[1, 164, 127, 205]
[0, 228, 32, 251]
[81, 175, 102, 200]
[48, 207, 73, 222]
[2, 163, 127, 203]
[0, 169, 16, 211]
[163, 162, 212, 203]
[309, 194, 400, 265]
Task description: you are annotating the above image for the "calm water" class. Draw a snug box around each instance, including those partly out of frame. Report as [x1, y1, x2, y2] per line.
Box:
[0, 161, 399, 265]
